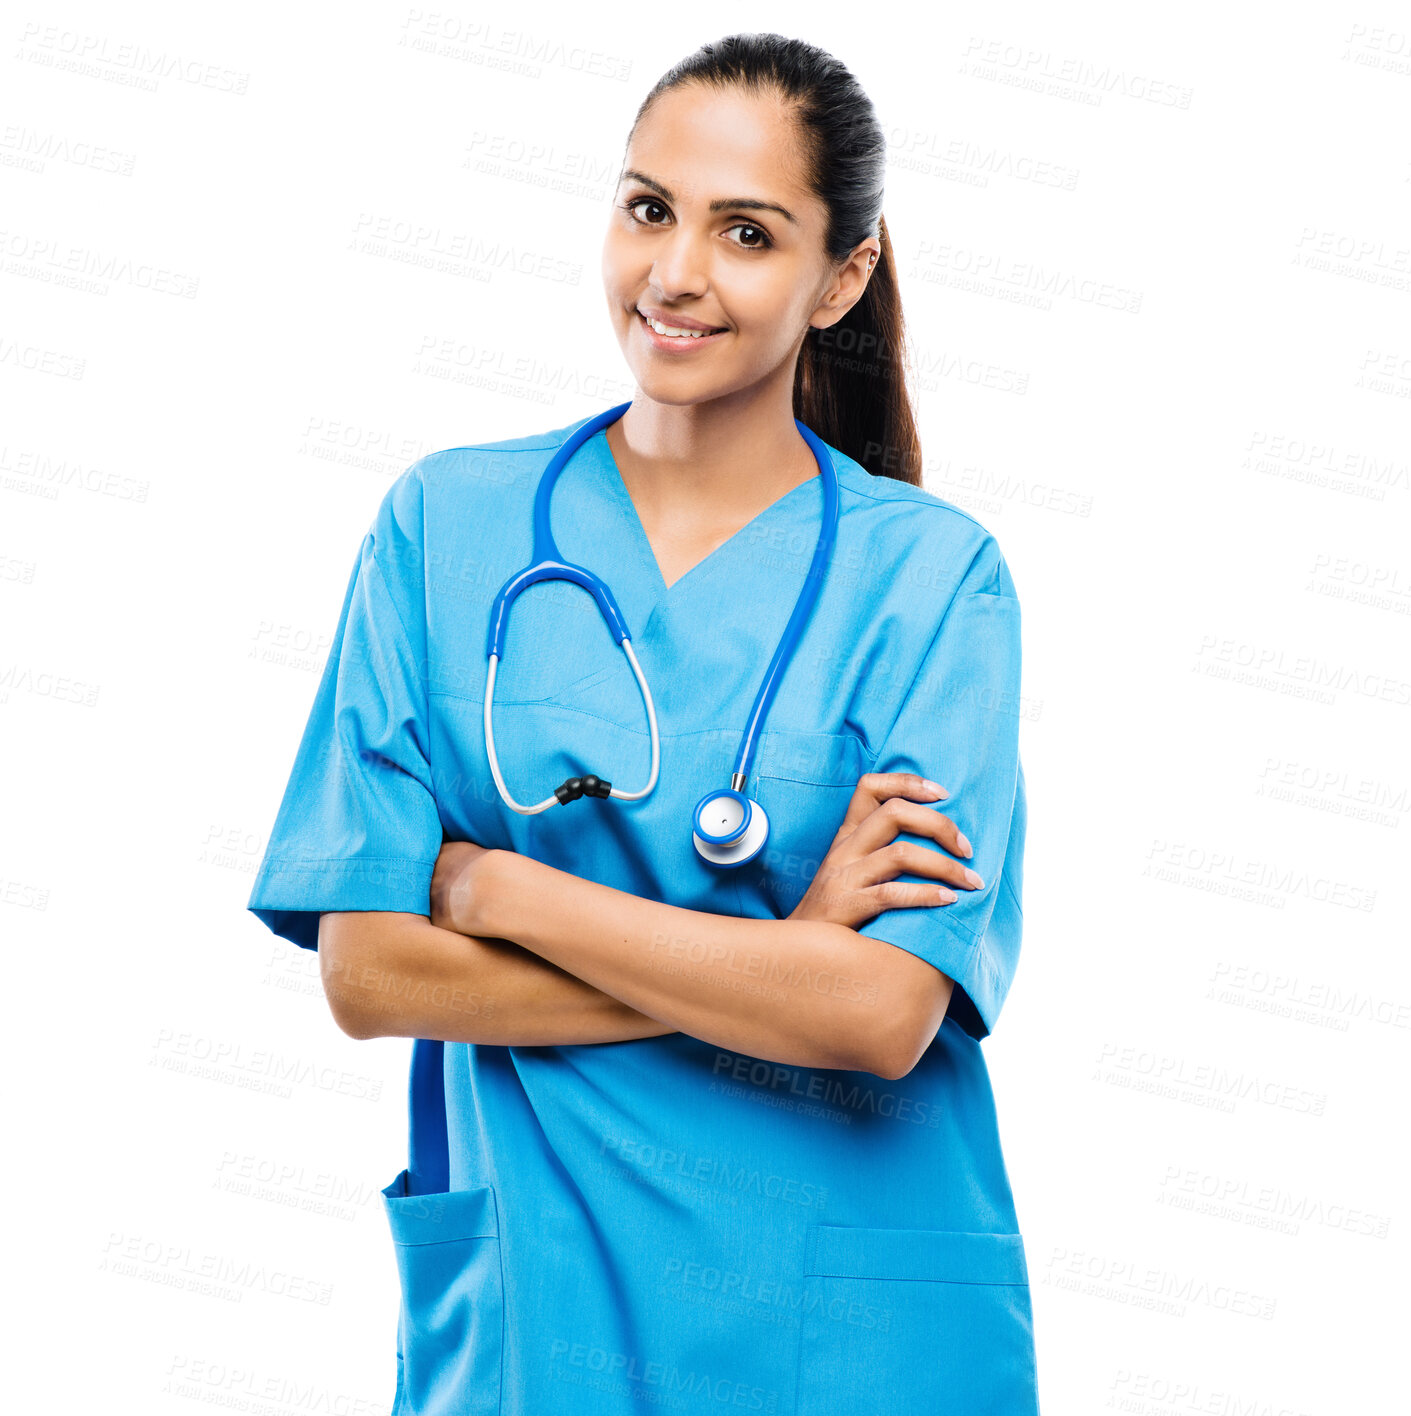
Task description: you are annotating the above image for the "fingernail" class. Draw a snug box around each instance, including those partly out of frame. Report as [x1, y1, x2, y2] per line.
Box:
[923, 779, 948, 798]
[956, 831, 972, 858]
[964, 868, 984, 888]
[936, 887, 958, 902]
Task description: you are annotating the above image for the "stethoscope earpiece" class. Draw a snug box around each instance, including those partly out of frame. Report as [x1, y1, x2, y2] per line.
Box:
[692, 789, 770, 868]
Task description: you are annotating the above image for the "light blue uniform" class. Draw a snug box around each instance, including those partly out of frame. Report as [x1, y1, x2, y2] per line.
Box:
[248, 407, 1037, 1414]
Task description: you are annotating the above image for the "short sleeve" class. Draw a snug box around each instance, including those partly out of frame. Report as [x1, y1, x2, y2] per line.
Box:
[856, 537, 1027, 1040]
[246, 467, 444, 951]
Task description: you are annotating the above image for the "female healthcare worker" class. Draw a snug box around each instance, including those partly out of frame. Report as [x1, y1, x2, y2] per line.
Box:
[248, 32, 1036, 1416]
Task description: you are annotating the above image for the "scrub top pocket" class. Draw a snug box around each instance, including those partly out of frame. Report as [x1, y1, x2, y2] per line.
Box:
[753, 729, 867, 918]
[794, 1225, 1038, 1416]
[381, 1171, 503, 1416]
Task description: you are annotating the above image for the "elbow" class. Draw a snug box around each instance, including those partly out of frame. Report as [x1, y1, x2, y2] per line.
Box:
[857, 987, 952, 1081]
[865, 1024, 925, 1081]
[839, 1011, 926, 1081]
[831, 938, 951, 1081]
[871, 959, 959, 1079]
[325, 971, 379, 1040]
[317, 916, 381, 1040]
[330, 999, 379, 1041]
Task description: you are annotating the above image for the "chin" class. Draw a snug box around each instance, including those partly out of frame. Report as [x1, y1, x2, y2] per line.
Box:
[626, 368, 721, 408]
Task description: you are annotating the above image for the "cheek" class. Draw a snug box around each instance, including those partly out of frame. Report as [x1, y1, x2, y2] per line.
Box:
[599, 237, 623, 297]
[731, 308, 808, 374]
[729, 267, 813, 347]
[600, 227, 641, 296]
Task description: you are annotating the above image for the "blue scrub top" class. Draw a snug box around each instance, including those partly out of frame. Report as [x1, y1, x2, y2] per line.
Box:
[248, 408, 1037, 1415]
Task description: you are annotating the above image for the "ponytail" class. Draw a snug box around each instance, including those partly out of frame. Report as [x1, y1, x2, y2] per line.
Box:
[794, 214, 922, 485]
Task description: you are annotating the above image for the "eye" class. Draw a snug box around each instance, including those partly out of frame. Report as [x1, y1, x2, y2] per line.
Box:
[622, 196, 671, 226]
[724, 221, 773, 251]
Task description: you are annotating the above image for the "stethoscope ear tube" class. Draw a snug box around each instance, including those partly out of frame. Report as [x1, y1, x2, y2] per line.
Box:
[729, 417, 840, 789]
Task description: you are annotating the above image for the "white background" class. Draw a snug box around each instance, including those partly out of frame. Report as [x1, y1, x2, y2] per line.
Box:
[4, 3, 1407, 1412]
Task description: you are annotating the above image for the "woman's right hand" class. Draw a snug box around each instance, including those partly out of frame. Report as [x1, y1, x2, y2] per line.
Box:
[785, 773, 984, 931]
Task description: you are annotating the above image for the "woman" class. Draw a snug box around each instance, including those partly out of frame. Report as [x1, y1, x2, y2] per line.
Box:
[249, 32, 1036, 1416]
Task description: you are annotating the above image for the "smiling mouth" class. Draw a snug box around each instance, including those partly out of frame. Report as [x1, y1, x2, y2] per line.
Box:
[637, 309, 728, 339]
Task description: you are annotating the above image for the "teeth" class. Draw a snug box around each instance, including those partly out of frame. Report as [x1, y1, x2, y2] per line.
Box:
[643, 313, 718, 338]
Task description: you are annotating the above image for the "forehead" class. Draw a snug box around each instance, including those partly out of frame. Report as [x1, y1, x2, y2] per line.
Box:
[625, 83, 819, 218]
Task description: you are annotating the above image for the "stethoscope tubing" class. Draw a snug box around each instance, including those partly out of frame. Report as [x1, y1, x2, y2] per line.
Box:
[483, 636, 661, 814]
[730, 417, 838, 787]
[484, 399, 838, 816]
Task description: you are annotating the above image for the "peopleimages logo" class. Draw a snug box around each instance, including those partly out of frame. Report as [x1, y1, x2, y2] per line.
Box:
[598, 1133, 829, 1210]
[710, 1052, 944, 1128]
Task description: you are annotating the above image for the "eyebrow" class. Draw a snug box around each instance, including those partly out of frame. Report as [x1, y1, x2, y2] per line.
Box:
[618, 169, 798, 224]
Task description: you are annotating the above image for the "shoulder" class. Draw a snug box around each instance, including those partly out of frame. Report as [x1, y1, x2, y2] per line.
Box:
[411, 413, 585, 477]
[826, 444, 1019, 601]
[374, 414, 590, 542]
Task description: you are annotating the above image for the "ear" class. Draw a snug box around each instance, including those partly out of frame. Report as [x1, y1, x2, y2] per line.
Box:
[808, 239, 882, 332]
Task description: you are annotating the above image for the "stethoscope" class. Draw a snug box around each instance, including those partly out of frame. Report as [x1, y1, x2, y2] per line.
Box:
[483, 400, 839, 868]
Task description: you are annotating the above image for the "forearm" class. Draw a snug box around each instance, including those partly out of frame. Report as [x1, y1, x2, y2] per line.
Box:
[482, 854, 898, 1073]
[318, 911, 678, 1045]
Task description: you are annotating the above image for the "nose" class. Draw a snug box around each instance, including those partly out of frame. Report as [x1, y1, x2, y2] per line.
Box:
[647, 226, 710, 301]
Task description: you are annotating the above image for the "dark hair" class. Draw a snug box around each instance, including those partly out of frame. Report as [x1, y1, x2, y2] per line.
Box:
[626, 33, 922, 485]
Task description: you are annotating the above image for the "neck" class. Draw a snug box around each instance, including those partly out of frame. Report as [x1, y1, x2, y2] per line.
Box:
[607, 376, 815, 519]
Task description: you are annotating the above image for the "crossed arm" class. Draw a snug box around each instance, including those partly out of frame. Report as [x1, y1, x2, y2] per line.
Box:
[319, 850, 950, 1080]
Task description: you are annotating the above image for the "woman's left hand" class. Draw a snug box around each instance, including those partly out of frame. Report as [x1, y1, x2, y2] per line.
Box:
[430, 839, 506, 937]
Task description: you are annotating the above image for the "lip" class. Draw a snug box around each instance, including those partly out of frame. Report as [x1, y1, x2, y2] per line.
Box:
[636, 307, 729, 352]
[637, 305, 727, 332]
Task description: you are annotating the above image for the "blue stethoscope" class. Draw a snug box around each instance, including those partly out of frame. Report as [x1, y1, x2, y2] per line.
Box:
[483, 400, 839, 868]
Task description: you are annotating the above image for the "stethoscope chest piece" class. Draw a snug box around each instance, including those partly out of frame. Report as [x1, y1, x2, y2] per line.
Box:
[692, 788, 770, 868]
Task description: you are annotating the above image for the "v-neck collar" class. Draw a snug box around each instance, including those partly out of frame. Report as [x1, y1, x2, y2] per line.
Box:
[591, 427, 824, 603]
